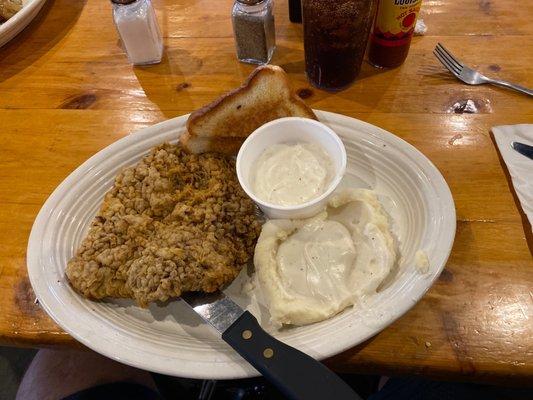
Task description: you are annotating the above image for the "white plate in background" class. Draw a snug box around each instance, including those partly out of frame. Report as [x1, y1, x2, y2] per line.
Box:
[27, 111, 456, 379]
[0, 0, 47, 48]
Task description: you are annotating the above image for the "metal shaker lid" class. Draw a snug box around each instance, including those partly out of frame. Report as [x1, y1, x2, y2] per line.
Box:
[236, 0, 264, 5]
[111, 0, 137, 5]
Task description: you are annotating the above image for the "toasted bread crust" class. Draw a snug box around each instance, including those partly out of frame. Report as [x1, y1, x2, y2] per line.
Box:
[186, 65, 316, 127]
[181, 65, 317, 154]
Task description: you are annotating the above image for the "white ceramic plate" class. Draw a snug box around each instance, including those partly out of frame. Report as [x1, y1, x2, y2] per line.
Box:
[0, 0, 47, 48]
[27, 111, 455, 379]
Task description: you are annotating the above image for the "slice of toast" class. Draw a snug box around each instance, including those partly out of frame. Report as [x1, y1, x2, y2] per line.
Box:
[180, 65, 317, 154]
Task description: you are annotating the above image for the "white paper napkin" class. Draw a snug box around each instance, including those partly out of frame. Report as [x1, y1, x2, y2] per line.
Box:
[492, 124, 533, 229]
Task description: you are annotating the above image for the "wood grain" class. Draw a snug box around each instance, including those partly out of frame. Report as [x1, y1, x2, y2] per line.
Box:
[0, 0, 532, 383]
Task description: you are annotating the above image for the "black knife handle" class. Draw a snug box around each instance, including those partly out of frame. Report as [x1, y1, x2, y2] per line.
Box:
[222, 311, 362, 400]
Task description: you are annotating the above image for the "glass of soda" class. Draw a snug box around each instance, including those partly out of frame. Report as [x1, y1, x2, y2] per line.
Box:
[302, 0, 376, 91]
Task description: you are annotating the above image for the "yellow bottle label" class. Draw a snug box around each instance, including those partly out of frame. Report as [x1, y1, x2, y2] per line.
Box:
[372, 0, 422, 46]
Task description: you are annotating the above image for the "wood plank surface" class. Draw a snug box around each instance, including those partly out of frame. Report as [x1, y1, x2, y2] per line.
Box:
[1, 0, 532, 383]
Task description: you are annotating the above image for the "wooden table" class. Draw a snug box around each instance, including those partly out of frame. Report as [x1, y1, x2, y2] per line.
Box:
[1, 0, 532, 384]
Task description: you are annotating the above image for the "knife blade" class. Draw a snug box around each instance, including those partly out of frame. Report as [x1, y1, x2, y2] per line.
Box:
[182, 291, 362, 400]
[512, 141, 533, 160]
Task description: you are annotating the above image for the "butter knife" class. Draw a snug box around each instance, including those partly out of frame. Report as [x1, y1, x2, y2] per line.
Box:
[182, 292, 361, 400]
[512, 141, 533, 160]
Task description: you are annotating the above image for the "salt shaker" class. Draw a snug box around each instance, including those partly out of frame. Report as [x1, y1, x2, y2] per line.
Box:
[111, 0, 163, 65]
[232, 0, 276, 64]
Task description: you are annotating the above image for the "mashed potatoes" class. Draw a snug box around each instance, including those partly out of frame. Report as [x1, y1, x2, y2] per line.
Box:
[253, 189, 397, 326]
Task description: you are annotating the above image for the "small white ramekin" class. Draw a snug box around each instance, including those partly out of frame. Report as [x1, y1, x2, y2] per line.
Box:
[236, 117, 347, 219]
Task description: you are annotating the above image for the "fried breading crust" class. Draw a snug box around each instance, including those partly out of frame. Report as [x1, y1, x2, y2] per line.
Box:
[66, 143, 261, 307]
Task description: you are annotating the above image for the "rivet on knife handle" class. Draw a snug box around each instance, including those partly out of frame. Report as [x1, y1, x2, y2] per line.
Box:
[222, 311, 363, 400]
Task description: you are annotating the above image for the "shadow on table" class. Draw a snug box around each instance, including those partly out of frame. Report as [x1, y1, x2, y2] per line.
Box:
[417, 64, 460, 84]
[489, 130, 533, 255]
[309, 59, 393, 115]
[131, 41, 396, 120]
[323, 334, 379, 371]
[358, 60, 391, 81]
[276, 46, 394, 115]
[132, 46, 196, 119]
[0, 0, 86, 83]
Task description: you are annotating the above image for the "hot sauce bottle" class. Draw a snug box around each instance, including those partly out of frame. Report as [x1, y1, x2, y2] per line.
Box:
[368, 0, 422, 68]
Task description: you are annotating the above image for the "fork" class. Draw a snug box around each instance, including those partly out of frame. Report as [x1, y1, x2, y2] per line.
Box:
[433, 43, 533, 96]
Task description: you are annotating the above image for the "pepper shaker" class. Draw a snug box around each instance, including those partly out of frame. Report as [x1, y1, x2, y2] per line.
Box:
[111, 0, 163, 65]
[232, 0, 276, 64]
